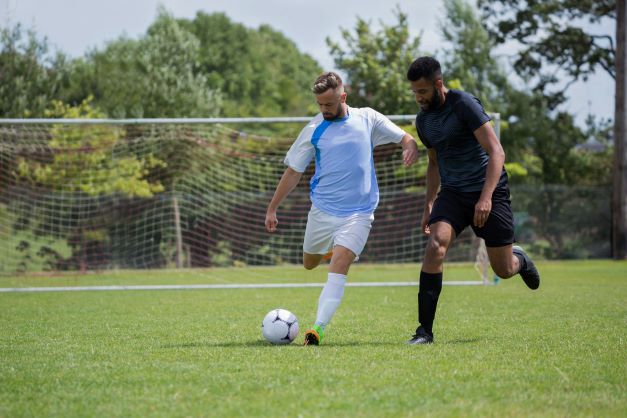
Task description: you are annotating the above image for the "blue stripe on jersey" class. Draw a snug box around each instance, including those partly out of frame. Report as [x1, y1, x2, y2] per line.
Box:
[369, 140, 377, 205]
[309, 120, 332, 193]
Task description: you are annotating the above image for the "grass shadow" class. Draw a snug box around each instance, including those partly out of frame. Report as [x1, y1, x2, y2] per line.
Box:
[162, 340, 430, 349]
[161, 340, 268, 349]
[442, 337, 483, 345]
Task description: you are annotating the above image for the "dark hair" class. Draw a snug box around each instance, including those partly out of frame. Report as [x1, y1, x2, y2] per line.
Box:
[312, 72, 343, 94]
[407, 56, 442, 82]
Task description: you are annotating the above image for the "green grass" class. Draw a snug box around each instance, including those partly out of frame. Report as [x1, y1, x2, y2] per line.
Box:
[1, 260, 626, 417]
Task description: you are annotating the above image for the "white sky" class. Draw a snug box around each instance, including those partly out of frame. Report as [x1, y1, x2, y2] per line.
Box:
[1, 0, 615, 126]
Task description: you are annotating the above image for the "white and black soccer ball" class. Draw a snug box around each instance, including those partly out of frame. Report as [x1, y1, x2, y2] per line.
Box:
[261, 308, 299, 345]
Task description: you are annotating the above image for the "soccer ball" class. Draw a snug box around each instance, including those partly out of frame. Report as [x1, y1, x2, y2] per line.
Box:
[261, 308, 299, 345]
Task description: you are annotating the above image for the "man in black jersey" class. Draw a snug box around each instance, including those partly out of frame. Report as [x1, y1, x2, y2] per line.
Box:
[406, 56, 540, 345]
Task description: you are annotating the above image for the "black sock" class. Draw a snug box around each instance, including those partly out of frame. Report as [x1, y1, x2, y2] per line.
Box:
[418, 271, 443, 336]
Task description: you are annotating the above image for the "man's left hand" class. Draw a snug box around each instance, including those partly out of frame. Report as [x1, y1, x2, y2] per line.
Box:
[473, 198, 492, 228]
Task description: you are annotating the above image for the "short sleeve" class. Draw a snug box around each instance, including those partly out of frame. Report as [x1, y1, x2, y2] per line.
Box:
[284, 120, 316, 173]
[455, 94, 491, 132]
[367, 108, 406, 147]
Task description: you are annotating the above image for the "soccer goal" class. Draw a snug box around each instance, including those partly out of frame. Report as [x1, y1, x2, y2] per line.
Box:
[0, 117, 496, 278]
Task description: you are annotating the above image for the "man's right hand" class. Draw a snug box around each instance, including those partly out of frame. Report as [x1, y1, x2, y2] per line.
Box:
[265, 209, 278, 233]
[421, 209, 431, 236]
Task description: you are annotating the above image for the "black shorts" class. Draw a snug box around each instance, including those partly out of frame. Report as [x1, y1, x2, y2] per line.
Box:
[429, 186, 515, 247]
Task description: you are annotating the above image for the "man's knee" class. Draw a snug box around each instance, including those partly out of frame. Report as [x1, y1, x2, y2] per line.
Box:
[425, 238, 448, 261]
[491, 261, 517, 278]
[329, 246, 355, 274]
[303, 254, 322, 270]
[303, 261, 317, 270]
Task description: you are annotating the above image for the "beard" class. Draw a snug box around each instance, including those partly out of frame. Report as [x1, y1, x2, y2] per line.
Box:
[421, 85, 442, 111]
[430, 88, 442, 109]
[322, 102, 344, 120]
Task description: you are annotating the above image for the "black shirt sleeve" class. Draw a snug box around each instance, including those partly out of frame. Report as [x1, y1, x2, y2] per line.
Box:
[453, 93, 491, 132]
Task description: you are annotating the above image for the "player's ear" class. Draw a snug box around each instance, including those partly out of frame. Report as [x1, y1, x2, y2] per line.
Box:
[340, 91, 347, 103]
[434, 78, 444, 89]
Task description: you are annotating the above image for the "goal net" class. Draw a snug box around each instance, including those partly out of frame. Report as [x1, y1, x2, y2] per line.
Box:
[0, 120, 485, 275]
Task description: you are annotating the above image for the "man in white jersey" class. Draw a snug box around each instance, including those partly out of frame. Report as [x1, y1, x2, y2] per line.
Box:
[265, 72, 419, 345]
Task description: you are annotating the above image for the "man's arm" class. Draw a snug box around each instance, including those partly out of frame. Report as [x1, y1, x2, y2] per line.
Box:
[400, 133, 419, 167]
[422, 148, 440, 235]
[265, 167, 303, 232]
[473, 121, 505, 228]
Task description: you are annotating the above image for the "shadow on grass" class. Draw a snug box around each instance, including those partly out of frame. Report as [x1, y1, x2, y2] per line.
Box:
[160, 339, 469, 349]
[161, 340, 269, 349]
[442, 337, 482, 345]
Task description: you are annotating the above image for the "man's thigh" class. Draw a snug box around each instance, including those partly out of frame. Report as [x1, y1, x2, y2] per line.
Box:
[303, 207, 336, 255]
[303, 207, 374, 257]
[429, 189, 474, 236]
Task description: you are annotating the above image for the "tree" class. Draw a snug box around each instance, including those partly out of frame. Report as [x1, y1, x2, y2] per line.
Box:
[181, 12, 321, 117]
[478, 0, 623, 258]
[63, 8, 222, 118]
[14, 98, 166, 270]
[478, 0, 615, 107]
[441, 0, 510, 110]
[327, 7, 421, 114]
[0, 23, 66, 117]
[16, 98, 165, 196]
[613, 0, 626, 259]
[440, 0, 583, 165]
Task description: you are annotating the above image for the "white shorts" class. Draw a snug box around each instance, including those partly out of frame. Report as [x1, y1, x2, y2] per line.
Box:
[303, 206, 374, 257]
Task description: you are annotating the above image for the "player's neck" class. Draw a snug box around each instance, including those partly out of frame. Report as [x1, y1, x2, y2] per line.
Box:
[338, 103, 348, 119]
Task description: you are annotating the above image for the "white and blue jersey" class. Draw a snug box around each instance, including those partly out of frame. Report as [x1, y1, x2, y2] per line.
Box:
[284, 107, 405, 217]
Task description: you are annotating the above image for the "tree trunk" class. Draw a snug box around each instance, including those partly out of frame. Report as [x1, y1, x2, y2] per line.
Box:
[613, 0, 627, 259]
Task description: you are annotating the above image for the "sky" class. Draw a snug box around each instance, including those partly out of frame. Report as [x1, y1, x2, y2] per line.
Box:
[1, 0, 615, 126]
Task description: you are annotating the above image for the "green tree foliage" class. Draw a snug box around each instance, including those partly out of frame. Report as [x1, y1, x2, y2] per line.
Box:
[327, 7, 421, 114]
[0, 23, 66, 117]
[180, 12, 321, 116]
[440, 0, 512, 111]
[59, 10, 321, 119]
[478, 0, 615, 107]
[16, 98, 165, 196]
[12, 98, 168, 270]
[569, 115, 614, 186]
[62, 8, 221, 118]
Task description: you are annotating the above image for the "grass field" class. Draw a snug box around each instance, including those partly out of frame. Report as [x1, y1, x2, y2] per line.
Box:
[1, 260, 626, 417]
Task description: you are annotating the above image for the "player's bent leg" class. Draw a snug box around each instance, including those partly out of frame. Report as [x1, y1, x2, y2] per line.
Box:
[512, 246, 540, 290]
[422, 221, 455, 273]
[486, 244, 519, 278]
[303, 252, 324, 270]
[328, 245, 356, 275]
[486, 244, 540, 289]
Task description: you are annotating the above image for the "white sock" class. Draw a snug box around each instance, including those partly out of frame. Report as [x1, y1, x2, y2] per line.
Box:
[314, 272, 347, 329]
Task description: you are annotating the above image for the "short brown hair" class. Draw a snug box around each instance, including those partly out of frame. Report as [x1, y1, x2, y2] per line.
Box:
[312, 72, 343, 94]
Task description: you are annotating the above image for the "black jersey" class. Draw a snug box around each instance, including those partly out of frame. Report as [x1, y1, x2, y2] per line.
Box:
[415, 89, 508, 192]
